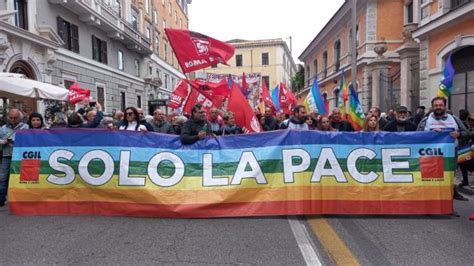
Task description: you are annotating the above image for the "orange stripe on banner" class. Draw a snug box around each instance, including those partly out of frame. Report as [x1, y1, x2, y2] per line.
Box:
[9, 200, 453, 218]
[8, 186, 453, 204]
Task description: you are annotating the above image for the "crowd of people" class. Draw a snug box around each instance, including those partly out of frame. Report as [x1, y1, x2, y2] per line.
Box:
[0, 97, 473, 213]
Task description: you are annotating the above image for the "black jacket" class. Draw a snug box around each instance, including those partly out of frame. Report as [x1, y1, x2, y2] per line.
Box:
[383, 120, 417, 132]
[331, 120, 354, 132]
[263, 116, 278, 131]
[180, 119, 212, 145]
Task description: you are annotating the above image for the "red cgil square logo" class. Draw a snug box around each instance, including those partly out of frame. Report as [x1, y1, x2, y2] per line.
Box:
[20, 159, 41, 182]
[419, 156, 444, 180]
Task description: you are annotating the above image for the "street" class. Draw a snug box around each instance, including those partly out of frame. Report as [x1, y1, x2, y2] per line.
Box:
[1, 183, 473, 265]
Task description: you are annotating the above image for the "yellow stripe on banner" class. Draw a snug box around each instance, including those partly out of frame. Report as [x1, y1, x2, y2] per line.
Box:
[307, 216, 360, 265]
[9, 185, 453, 204]
[9, 171, 454, 190]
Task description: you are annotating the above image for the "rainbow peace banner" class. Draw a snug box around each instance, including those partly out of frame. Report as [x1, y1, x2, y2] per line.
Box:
[9, 129, 455, 217]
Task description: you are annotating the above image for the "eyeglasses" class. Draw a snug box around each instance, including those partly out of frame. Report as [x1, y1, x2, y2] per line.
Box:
[198, 111, 206, 114]
[126, 112, 134, 116]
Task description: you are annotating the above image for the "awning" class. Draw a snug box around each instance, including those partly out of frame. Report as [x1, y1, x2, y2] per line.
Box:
[0, 73, 69, 101]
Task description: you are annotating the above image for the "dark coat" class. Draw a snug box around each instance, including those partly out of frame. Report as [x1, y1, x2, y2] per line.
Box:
[180, 119, 212, 145]
[383, 120, 417, 132]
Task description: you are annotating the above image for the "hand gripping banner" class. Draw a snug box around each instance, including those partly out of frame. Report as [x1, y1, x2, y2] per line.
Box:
[9, 130, 455, 217]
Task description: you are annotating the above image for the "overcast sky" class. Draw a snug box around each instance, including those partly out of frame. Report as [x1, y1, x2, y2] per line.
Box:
[188, 0, 345, 64]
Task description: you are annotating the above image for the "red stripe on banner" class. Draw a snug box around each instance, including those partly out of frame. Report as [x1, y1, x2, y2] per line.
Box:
[9, 200, 453, 218]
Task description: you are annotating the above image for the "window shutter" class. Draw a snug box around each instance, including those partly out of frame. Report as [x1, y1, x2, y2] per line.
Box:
[71, 24, 79, 53]
[57, 17, 67, 46]
[101, 40, 108, 64]
[92, 36, 98, 61]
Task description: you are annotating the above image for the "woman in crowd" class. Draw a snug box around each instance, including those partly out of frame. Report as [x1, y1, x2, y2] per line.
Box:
[222, 112, 243, 135]
[317, 116, 335, 131]
[362, 113, 379, 132]
[305, 116, 317, 130]
[119, 107, 147, 131]
[27, 112, 45, 129]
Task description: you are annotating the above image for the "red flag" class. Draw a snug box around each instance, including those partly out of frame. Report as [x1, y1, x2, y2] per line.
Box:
[227, 83, 262, 133]
[168, 79, 189, 109]
[165, 28, 235, 73]
[182, 87, 215, 114]
[278, 83, 297, 115]
[68, 82, 90, 105]
[260, 78, 274, 111]
[188, 79, 229, 109]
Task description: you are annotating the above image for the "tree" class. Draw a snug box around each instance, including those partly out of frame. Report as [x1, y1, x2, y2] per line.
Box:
[291, 64, 305, 93]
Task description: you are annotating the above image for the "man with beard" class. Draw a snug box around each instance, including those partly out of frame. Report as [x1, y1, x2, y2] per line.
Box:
[417, 97, 469, 201]
[285, 105, 309, 130]
[330, 108, 354, 132]
[262, 107, 278, 131]
[383, 106, 417, 132]
[180, 104, 212, 145]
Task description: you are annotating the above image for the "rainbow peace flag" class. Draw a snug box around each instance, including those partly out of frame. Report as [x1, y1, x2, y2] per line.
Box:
[305, 77, 327, 115]
[457, 145, 473, 164]
[348, 84, 365, 131]
[338, 70, 348, 118]
[437, 54, 455, 99]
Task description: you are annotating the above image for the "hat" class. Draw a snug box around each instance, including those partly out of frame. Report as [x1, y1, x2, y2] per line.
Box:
[417, 106, 426, 110]
[395, 106, 408, 113]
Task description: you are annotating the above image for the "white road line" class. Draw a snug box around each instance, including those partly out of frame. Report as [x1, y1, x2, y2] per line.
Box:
[288, 216, 322, 266]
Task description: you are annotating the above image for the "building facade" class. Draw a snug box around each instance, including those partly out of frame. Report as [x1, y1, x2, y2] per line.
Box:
[0, 0, 190, 116]
[299, 0, 416, 112]
[200, 38, 297, 90]
[413, 0, 474, 115]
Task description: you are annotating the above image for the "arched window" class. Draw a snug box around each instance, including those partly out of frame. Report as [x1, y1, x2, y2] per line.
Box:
[322, 51, 328, 78]
[313, 59, 318, 80]
[334, 40, 341, 72]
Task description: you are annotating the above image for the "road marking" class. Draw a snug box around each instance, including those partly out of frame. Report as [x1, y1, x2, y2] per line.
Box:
[307, 216, 360, 266]
[288, 216, 322, 266]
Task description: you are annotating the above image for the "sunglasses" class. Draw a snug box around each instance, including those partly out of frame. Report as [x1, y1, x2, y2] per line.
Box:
[126, 112, 134, 116]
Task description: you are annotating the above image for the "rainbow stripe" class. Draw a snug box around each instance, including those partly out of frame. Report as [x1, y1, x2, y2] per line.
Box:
[9, 129, 455, 217]
[437, 54, 455, 99]
[348, 85, 365, 130]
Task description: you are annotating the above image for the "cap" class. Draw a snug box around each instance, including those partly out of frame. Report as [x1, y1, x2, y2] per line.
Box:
[395, 106, 408, 113]
[417, 106, 426, 110]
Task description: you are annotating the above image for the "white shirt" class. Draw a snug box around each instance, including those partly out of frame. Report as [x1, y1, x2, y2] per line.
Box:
[119, 121, 147, 131]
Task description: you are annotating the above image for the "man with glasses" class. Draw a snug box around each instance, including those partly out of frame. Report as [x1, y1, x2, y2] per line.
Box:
[151, 109, 174, 134]
[180, 104, 212, 145]
[0, 109, 29, 207]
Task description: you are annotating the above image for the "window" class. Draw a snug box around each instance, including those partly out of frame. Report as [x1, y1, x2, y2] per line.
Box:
[97, 86, 105, 109]
[149, 65, 152, 75]
[236, 54, 243, 67]
[115, 0, 121, 17]
[179, 18, 183, 28]
[313, 60, 318, 79]
[57, 17, 79, 53]
[164, 74, 169, 89]
[306, 66, 310, 86]
[145, 0, 150, 14]
[146, 26, 151, 42]
[134, 59, 140, 77]
[155, 35, 159, 55]
[14, 0, 28, 30]
[171, 51, 174, 66]
[118, 50, 124, 70]
[334, 40, 341, 72]
[154, 9, 158, 25]
[164, 40, 168, 61]
[451, 0, 471, 10]
[406, 1, 414, 24]
[322, 51, 328, 78]
[174, 11, 178, 23]
[421, 0, 430, 19]
[132, 15, 138, 31]
[120, 92, 126, 111]
[137, 95, 142, 108]
[262, 76, 270, 88]
[92, 36, 107, 64]
[262, 53, 269, 65]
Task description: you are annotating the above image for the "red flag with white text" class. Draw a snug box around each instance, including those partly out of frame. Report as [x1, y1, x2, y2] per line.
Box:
[68, 83, 90, 105]
[168, 79, 189, 109]
[165, 28, 235, 73]
[279, 83, 296, 115]
[182, 87, 215, 114]
[227, 83, 262, 133]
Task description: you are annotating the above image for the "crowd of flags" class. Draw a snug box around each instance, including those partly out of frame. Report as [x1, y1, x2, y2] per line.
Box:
[164, 28, 455, 133]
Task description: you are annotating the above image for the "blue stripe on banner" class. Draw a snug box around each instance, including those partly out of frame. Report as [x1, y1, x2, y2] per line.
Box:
[14, 129, 454, 149]
[13, 144, 456, 164]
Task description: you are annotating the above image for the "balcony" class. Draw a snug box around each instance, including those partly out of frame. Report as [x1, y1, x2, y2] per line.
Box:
[48, 0, 152, 55]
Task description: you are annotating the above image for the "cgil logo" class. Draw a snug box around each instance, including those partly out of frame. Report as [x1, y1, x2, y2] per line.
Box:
[418, 147, 445, 180]
[20, 151, 41, 182]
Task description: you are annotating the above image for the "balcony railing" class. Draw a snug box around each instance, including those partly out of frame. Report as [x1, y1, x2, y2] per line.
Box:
[451, 0, 472, 9]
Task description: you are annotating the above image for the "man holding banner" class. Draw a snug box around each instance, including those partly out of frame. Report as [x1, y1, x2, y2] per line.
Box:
[418, 96, 469, 201]
[180, 104, 212, 145]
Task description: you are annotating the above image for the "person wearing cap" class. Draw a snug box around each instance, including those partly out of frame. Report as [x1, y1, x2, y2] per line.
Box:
[383, 106, 417, 132]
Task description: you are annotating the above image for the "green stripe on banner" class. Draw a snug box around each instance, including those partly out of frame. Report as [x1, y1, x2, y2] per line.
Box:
[10, 158, 456, 176]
